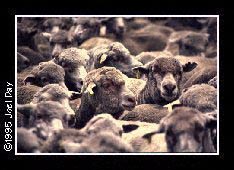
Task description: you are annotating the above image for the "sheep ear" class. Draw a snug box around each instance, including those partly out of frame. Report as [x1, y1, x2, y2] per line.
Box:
[99, 54, 108, 64]
[17, 104, 36, 118]
[85, 82, 96, 95]
[132, 65, 149, 75]
[182, 62, 197, 72]
[24, 75, 36, 85]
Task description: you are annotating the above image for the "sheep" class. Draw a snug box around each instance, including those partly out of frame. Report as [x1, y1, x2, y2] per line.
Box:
[119, 104, 169, 124]
[69, 17, 103, 45]
[101, 17, 127, 38]
[42, 29, 71, 57]
[121, 24, 174, 55]
[23, 61, 67, 89]
[17, 127, 41, 153]
[31, 84, 78, 126]
[118, 120, 167, 152]
[42, 113, 134, 153]
[143, 107, 217, 152]
[135, 51, 173, 65]
[17, 66, 35, 87]
[17, 85, 41, 104]
[133, 57, 197, 105]
[165, 31, 209, 56]
[179, 84, 217, 112]
[17, 52, 30, 72]
[31, 33, 52, 60]
[80, 113, 123, 136]
[124, 77, 146, 96]
[41, 129, 133, 153]
[208, 76, 217, 88]
[183, 66, 217, 89]
[17, 22, 37, 46]
[75, 67, 136, 128]
[17, 46, 45, 65]
[165, 17, 208, 31]
[75, 132, 134, 153]
[52, 47, 90, 92]
[135, 52, 217, 87]
[17, 101, 74, 140]
[88, 42, 143, 78]
[79, 37, 114, 50]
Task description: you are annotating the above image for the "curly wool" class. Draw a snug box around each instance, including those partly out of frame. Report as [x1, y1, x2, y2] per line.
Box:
[32, 84, 71, 103]
[82, 66, 125, 92]
[179, 84, 217, 112]
[32, 62, 65, 83]
[17, 85, 41, 104]
[58, 47, 90, 67]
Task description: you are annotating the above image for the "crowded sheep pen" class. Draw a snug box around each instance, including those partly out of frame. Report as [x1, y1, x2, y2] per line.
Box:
[17, 16, 218, 153]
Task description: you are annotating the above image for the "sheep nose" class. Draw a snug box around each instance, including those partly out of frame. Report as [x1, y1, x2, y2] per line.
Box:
[24, 60, 30, 67]
[122, 93, 136, 111]
[126, 95, 135, 103]
[163, 84, 176, 94]
[77, 79, 83, 87]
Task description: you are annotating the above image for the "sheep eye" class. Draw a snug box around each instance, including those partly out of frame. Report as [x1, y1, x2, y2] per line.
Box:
[103, 82, 112, 89]
[50, 41, 55, 46]
[37, 115, 42, 119]
[67, 68, 73, 73]
[41, 77, 47, 83]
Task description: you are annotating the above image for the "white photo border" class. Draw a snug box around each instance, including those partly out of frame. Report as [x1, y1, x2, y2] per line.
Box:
[15, 15, 219, 155]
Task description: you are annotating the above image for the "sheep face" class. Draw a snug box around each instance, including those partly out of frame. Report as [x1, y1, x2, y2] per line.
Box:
[105, 17, 126, 38]
[92, 42, 143, 78]
[53, 48, 90, 92]
[49, 30, 72, 57]
[178, 32, 209, 56]
[17, 101, 74, 140]
[134, 57, 197, 102]
[71, 18, 101, 44]
[144, 107, 216, 152]
[24, 62, 67, 89]
[83, 67, 136, 115]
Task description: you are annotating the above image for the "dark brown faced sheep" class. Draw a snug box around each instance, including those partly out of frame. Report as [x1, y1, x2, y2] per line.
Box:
[133, 57, 197, 105]
[17, 101, 74, 140]
[143, 107, 217, 152]
[23, 61, 67, 89]
[88, 42, 143, 78]
[53, 47, 90, 92]
[75, 67, 136, 128]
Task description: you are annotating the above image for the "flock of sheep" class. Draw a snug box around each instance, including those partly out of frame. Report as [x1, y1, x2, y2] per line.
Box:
[17, 17, 217, 153]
